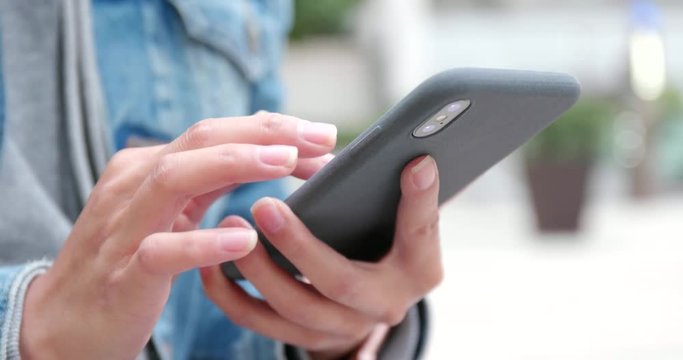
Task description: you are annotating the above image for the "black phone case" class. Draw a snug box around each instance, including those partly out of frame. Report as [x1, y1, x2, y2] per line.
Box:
[221, 68, 580, 279]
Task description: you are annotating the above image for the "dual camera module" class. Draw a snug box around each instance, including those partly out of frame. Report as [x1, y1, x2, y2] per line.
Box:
[412, 99, 471, 138]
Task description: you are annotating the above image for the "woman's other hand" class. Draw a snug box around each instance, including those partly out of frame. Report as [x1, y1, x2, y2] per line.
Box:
[202, 156, 442, 360]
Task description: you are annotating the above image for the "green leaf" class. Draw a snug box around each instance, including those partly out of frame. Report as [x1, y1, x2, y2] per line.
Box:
[524, 98, 615, 164]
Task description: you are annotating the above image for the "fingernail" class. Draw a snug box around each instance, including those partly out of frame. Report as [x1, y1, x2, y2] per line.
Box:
[259, 146, 297, 167]
[218, 229, 257, 252]
[252, 198, 285, 234]
[300, 121, 337, 146]
[411, 156, 436, 190]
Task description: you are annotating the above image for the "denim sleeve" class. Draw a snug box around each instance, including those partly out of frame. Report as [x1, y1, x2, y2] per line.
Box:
[0, 260, 51, 360]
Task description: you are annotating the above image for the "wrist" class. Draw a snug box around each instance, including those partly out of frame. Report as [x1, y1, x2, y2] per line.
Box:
[20, 272, 55, 360]
[0, 261, 51, 360]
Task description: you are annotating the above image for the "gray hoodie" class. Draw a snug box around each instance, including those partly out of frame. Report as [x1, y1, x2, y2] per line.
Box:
[0, 0, 109, 264]
[0, 0, 110, 358]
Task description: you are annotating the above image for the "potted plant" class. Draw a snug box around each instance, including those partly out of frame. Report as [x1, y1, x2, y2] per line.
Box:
[524, 98, 614, 232]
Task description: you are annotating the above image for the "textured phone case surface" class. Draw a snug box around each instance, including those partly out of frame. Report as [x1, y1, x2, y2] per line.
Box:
[222, 68, 580, 279]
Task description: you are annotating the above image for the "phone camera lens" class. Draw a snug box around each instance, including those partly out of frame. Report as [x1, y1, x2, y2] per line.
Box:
[413, 99, 471, 138]
[422, 124, 437, 134]
[447, 103, 462, 113]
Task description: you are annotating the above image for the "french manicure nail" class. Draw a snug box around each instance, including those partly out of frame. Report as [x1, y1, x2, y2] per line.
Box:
[218, 229, 257, 252]
[253, 198, 285, 234]
[300, 121, 337, 146]
[411, 156, 436, 190]
[259, 146, 297, 167]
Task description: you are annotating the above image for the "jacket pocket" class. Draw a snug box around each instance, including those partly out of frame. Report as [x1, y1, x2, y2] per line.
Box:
[166, 0, 292, 83]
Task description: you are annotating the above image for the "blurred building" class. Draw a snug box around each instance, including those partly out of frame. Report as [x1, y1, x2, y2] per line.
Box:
[283, 0, 683, 126]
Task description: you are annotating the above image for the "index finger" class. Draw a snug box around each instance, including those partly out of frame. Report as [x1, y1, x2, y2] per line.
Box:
[165, 112, 337, 158]
[105, 144, 298, 257]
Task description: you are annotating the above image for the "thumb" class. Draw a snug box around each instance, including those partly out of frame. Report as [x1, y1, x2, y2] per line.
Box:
[393, 156, 440, 257]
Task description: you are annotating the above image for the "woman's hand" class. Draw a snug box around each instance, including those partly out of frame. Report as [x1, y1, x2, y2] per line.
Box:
[201, 155, 443, 359]
[19, 113, 337, 359]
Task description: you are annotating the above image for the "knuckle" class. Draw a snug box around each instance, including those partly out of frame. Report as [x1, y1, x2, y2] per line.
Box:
[266, 224, 305, 256]
[257, 112, 287, 140]
[88, 177, 132, 216]
[183, 120, 213, 149]
[109, 148, 137, 168]
[423, 262, 444, 290]
[280, 234, 306, 259]
[217, 145, 240, 167]
[325, 274, 360, 304]
[149, 155, 178, 192]
[101, 174, 132, 197]
[182, 236, 205, 264]
[87, 183, 117, 214]
[94, 218, 120, 247]
[97, 177, 123, 196]
[379, 306, 407, 326]
[409, 214, 440, 239]
[136, 236, 161, 275]
[410, 264, 444, 297]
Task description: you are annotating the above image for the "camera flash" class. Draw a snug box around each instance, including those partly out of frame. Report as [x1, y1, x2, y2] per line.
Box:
[413, 99, 471, 138]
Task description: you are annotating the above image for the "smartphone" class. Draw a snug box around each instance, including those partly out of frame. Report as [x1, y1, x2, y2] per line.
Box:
[221, 68, 580, 279]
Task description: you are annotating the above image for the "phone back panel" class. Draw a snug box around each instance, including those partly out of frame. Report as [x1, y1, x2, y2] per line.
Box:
[222, 68, 580, 278]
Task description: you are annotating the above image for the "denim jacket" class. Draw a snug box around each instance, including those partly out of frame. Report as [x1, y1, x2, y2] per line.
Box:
[1, 0, 292, 358]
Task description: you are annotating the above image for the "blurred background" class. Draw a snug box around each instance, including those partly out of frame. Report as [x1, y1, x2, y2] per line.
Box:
[282, 0, 683, 359]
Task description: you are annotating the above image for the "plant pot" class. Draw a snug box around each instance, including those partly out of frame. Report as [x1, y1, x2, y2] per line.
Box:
[525, 162, 590, 232]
